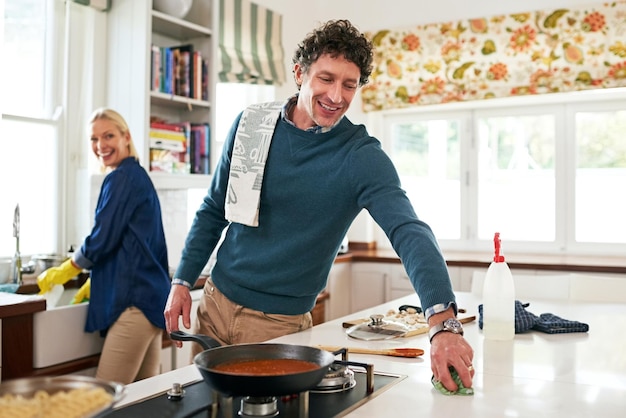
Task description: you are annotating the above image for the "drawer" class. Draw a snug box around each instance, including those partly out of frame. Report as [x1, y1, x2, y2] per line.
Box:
[389, 265, 413, 290]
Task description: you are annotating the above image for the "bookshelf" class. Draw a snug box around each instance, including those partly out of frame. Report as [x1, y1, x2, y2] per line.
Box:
[105, 0, 217, 189]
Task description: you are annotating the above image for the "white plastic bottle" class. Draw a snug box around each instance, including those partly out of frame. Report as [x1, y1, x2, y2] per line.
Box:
[482, 232, 515, 340]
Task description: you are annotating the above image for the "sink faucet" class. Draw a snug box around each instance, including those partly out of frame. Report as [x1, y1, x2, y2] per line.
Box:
[11, 204, 22, 285]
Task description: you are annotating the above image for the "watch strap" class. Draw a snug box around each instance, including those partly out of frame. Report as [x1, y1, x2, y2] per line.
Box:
[429, 318, 463, 342]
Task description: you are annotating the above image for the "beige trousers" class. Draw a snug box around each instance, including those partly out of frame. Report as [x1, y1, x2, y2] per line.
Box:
[96, 306, 163, 384]
[190, 280, 313, 357]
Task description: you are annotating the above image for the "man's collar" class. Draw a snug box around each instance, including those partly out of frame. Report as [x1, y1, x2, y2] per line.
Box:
[281, 94, 338, 133]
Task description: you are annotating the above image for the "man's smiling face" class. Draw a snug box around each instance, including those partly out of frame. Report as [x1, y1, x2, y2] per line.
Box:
[292, 54, 361, 130]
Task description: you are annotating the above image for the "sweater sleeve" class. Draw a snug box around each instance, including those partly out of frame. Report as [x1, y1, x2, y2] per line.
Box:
[350, 138, 456, 311]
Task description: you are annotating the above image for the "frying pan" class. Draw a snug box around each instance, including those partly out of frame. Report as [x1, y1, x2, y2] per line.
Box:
[170, 330, 336, 397]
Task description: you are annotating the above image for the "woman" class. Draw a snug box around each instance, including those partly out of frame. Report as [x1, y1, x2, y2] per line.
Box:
[38, 108, 171, 384]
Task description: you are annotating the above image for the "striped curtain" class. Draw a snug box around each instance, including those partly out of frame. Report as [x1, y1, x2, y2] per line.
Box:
[219, 0, 286, 85]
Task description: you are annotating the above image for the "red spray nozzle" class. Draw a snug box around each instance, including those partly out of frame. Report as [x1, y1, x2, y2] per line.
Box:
[493, 232, 505, 262]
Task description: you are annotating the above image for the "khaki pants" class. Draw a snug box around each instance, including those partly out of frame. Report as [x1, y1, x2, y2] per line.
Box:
[96, 307, 163, 384]
[191, 280, 312, 357]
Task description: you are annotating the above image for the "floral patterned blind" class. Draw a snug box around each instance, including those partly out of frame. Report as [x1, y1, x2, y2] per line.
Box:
[361, 1, 626, 112]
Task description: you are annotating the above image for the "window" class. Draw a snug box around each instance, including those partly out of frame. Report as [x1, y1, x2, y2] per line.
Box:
[213, 82, 276, 143]
[475, 112, 556, 242]
[573, 108, 626, 244]
[381, 90, 626, 255]
[1, 0, 64, 257]
[385, 115, 464, 240]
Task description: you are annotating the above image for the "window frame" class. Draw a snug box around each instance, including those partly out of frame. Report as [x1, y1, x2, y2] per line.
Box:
[2, 0, 66, 256]
[375, 88, 626, 257]
[2, 0, 106, 258]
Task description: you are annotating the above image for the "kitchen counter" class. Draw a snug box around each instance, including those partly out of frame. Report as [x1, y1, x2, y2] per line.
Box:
[115, 292, 626, 417]
[342, 245, 626, 274]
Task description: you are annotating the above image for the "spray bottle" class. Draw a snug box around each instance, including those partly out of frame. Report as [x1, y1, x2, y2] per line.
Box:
[482, 232, 515, 340]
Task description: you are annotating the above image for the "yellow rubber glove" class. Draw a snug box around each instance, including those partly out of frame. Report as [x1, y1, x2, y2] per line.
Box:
[37, 259, 81, 295]
[71, 278, 91, 304]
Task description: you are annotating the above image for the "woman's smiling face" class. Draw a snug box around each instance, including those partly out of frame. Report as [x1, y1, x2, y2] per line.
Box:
[90, 118, 130, 169]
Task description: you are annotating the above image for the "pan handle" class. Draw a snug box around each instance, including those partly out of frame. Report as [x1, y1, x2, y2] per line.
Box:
[169, 330, 221, 350]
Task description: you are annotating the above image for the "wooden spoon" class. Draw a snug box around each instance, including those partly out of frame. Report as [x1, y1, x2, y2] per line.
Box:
[317, 345, 424, 358]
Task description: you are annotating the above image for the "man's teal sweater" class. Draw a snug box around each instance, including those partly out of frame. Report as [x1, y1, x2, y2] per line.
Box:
[174, 114, 455, 315]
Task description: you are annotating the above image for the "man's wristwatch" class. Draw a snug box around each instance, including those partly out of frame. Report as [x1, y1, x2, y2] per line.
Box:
[429, 318, 464, 342]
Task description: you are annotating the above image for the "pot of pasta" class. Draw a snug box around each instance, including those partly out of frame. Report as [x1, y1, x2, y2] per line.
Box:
[0, 375, 125, 418]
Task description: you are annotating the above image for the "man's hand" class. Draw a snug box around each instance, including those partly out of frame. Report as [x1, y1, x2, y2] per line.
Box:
[164, 284, 192, 348]
[430, 331, 475, 392]
[428, 308, 474, 392]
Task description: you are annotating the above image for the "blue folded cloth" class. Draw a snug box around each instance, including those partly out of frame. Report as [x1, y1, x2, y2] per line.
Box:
[478, 300, 589, 334]
[0, 283, 19, 293]
[532, 313, 589, 334]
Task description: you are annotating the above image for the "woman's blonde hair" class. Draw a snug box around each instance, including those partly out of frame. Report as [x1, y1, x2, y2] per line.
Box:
[88, 108, 140, 172]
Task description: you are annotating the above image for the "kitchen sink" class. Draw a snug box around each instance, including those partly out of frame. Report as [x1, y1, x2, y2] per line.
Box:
[32, 287, 104, 368]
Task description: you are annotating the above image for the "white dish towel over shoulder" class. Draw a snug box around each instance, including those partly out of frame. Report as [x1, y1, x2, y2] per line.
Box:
[225, 101, 284, 227]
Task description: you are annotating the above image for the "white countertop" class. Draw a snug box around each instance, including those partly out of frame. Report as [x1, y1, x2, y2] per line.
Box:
[0, 291, 42, 306]
[116, 292, 626, 417]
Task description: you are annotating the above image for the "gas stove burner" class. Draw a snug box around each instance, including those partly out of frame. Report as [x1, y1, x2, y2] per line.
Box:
[312, 363, 356, 393]
[238, 396, 279, 417]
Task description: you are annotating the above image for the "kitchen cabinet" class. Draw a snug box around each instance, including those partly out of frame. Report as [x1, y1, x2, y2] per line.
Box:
[386, 264, 468, 302]
[348, 260, 478, 312]
[470, 267, 626, 303]
[449, 266, 473, 291]
[0, 298, 47, 381]
[386, 264, 414, 301]
[106, 0, 217, 190]
[350, 263, 389, 312]
[325, 261, 352, 321]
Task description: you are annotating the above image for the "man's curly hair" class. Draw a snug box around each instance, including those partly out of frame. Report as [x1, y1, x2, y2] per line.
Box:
[292, 19, 374, 88]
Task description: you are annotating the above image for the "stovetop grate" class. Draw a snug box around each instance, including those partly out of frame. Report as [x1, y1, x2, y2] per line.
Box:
[107, 370, 404, 418]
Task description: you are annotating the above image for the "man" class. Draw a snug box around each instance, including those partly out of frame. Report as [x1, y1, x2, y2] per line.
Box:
[164, 19, 474, 393]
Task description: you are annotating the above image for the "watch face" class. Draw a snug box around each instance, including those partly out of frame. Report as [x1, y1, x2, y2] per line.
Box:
[444, 318, 463, 333]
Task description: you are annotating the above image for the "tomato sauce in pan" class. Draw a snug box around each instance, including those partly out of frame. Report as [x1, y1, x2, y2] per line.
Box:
[212, 359, 319, 375]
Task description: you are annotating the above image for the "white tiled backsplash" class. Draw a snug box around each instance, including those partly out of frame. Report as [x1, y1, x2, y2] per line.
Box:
[157, 189, 190, 270]
[89, 184, 205, 272]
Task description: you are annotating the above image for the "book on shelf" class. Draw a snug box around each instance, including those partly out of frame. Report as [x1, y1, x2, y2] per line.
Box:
[149, 122, 187, 149]
[193, 51, 202, 100]
[150, 128, 186, 141]
[149, 149, 189, 174]
[150, 44, 209, 100]
[161, 47, 173, 94]
[171, 44, 193, 98]
[190, 123, 210, 174]
[201, 57, 209, 101]
[151, 45, 161, 92]
[149, 118, 210, 175]
[150, 121, 184, 131]
[149, 119, 187, 174]
[149, 137, 185, 152]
